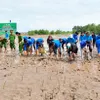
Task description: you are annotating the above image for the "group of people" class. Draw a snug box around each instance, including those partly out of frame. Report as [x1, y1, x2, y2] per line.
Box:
[0, 30, 100, 60]
[0, 30, 16, 52]
[80, 32, 100, 58]
[47, 32, 100, 60]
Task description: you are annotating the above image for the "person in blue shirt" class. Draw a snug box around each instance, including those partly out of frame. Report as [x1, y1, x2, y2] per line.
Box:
[27, 37, 35, 55]
[23, 38, 28, 55]
[23, 37, 33, 55]
[59, 38, 67, 51]
[73, 32, 78, 44]
[23, 36, 28, 55]
[36, 38, 44, 55]
[91, 32, 96, 48]
[84, 32, 93, 42]
[30, 37, 35, 50]
[23, 36, 28, 40]
[50, 40, 61, 57]
[79, 32, 85, 41]
[80, 40, 87, 59]
[83, 32, 93, 57]
[96, 34, 100, 40]
[5, 31, 9, 40]
[80, 40, 87, 49]
[96, 39, 100, 57]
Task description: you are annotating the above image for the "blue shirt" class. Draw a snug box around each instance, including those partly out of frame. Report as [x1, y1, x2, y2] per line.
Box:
[79, 35, 85, 41]
[73, 34, 78, 41]
[53, 40, 61, 48]
[96, 39, 100, 53]
[62, 38, 67, 44]
[83, 35, 92, 42]
[23, 36, 28, 40]
[96, 39, 100, 47]
[80, 40, 86, 49]
[31, 38, 35, 44]
[96, 35, 100, 40]
[27, 39, 33, 46]
[5, 32, 9, 39]
[67, 37, 75, 44]
[36, 38, 44, 45]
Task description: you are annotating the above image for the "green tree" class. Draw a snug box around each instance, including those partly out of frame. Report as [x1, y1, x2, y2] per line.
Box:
[55, 30, 62, 34]
[50, 30, 55, 35]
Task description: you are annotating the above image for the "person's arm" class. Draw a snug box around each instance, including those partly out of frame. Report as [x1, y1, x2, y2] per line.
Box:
[9, 35, 11, 40]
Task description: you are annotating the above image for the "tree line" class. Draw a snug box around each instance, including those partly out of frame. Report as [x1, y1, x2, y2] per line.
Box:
[28, 23, 100, 35]
[28, 30, 72, 35]
[72, 23, 100, 34]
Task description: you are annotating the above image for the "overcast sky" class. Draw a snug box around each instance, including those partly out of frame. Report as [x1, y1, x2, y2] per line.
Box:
[0, 0, 100, 32]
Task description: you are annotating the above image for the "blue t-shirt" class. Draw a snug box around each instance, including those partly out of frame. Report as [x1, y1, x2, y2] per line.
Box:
[96, 39, 100, 47]
[67, 37, 75, 44]
[62, 38, 67, 44]
[73, 34, 78, 41]
[80, 40, 86, 49]
[53, 40, 61, 48]
[27, 39, 33, 46]
[96, 39, 100, 53]
[83, 35, 92, 42]
[5, 33, 9, 39]
[79, 35, 85, 41]
[36, 38, 44, 45]
[36, 38, 44, 50]
[23, 36, 28, 40]
[31, 38, 35, 44]
[96, 35, 100, 40]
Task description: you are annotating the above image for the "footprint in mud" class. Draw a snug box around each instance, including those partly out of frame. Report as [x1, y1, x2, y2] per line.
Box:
[0, 68, 7, 70]
[38, 57, 46, 61]
[4, 72, 13, 77]
[93, 77, 100, 82]
[3, 68, 7, 70]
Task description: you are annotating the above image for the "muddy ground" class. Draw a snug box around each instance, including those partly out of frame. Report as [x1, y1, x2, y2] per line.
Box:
[0, 35, 100, 100]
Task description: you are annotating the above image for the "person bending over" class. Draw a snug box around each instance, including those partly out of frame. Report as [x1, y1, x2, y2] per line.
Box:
[47, 35, 54, 53]
[84, 32, 93, 57]
[96, 38, 100, 57]
[66, 43, 78, 61]
[36, 38, 44, 56]
[50, 40, 61, 58]
[59, 38, 67, 51]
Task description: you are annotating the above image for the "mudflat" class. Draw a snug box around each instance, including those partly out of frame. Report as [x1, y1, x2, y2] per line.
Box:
[0, 35, 100, 100]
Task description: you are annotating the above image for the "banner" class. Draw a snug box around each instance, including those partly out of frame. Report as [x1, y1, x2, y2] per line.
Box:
[0, 23, 17, 35]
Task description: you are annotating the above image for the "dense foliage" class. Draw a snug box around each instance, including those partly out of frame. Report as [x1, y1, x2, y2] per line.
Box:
[72, 23, 100, 34]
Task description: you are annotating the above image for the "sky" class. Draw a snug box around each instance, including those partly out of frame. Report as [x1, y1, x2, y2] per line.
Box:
[0, 0, 100, 32]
